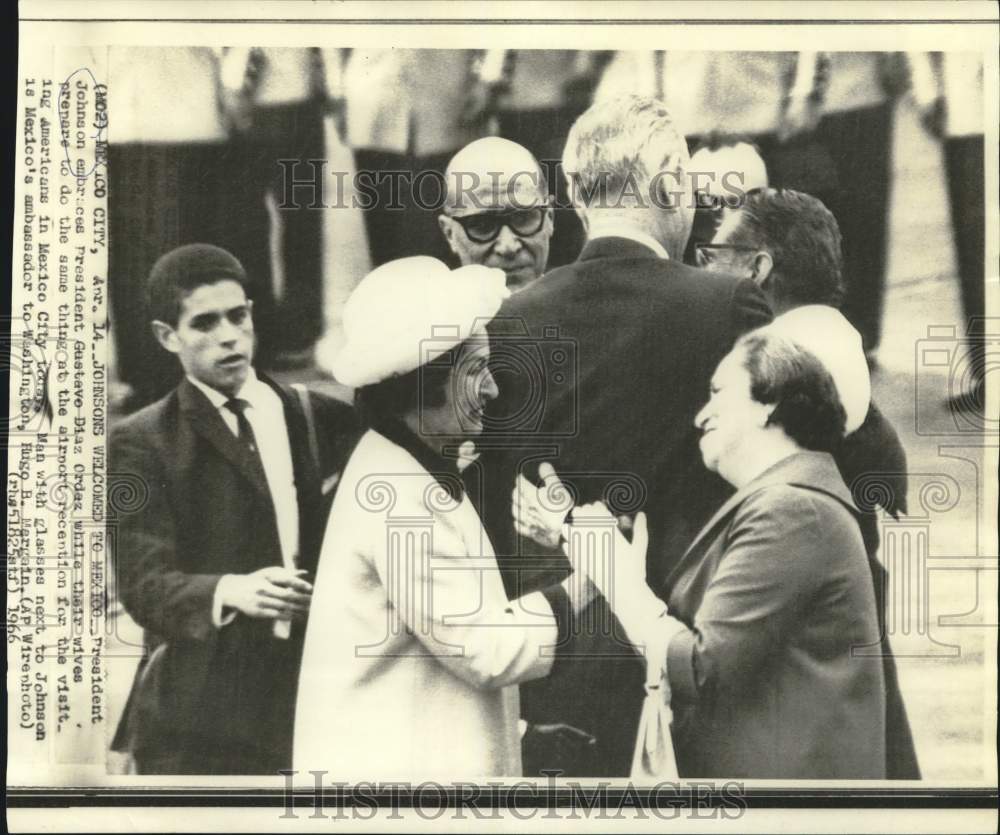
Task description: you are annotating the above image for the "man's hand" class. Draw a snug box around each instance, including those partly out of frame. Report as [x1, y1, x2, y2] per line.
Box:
[512, 462, 574, 550]
[218, 567, 313, 621]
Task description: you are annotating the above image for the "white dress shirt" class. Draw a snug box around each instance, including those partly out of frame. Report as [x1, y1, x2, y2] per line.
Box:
[188, 370, 299, 637]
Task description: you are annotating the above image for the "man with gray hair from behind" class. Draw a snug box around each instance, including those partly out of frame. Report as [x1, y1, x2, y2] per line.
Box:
[476, 94, 772, 777]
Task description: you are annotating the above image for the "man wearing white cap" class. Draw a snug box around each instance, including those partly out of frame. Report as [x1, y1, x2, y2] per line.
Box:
[294, 257, 592, 779]
[697, 187, 919, 779]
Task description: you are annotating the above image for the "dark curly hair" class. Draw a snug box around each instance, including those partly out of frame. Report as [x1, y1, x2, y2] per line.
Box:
[728, 188, 845, 309]
[738, 331, 847, 452]
[146, 243, 250, 326]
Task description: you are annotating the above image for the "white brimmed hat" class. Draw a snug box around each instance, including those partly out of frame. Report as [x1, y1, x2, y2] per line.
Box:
[765, 305, 872, 435]
[332, 257, 510, 388]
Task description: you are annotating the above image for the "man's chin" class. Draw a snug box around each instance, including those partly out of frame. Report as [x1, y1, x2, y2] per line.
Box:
[212, 364, 249, 395]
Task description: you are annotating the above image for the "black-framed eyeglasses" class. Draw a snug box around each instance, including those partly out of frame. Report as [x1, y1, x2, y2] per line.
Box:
[451, 207, 547, 244]
[694, 242, 759, 267]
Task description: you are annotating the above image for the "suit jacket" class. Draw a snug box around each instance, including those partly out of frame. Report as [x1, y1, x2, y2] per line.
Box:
[662, 451, 887, 779]
[474, 235, 771, 776]
[833, 401, 920, 779]
[294, 423, 556, 779]
[109, 375, 359, 774]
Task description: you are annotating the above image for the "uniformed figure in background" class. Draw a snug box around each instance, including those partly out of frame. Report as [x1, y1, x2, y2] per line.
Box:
[909, 51, 987, 411]
[496, 50, 614, 268]
[340, 49, 509, 267]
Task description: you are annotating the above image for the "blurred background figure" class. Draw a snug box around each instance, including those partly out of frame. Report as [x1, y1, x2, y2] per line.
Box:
[595, 51, 909, 360]
[594, 50, 806, 159]
[684, 134, 769, 265]
[438, 137, 555, 292]
[216, 47, 329, 369]
[783, 52, 909, 363]
[909, 51, 987, 411]
[496, 50, 614, 268]
[341, 48, 509, 268]
[109, 47, 265, 409]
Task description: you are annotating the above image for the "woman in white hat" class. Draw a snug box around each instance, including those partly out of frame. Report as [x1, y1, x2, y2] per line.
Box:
[293, 257, 578, 780]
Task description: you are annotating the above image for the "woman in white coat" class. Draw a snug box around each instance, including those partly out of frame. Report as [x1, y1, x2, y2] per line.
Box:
[294, 257, 584, 780]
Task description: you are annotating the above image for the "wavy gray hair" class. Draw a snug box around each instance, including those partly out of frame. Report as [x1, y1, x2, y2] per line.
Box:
[562, 94, 690, 215]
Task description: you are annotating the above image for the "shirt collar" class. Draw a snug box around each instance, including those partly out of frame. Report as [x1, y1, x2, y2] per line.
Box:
[369, 416, 465, 502]
[186, 367, 266, 412]
[586, 222, 670, 260]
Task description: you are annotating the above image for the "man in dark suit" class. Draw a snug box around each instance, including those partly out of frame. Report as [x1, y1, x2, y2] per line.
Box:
[472, 95, 772, 776]
[110, 244, 358, 774]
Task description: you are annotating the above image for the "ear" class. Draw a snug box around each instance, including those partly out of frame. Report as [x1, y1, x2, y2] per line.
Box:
[438, 215, 460, 256]
[151, 320, 179, 354]
[758, 400, 777, 428]
[654, 152, 686, 211]
[751, 251, 774, 285]
[542, 206, 555, 236]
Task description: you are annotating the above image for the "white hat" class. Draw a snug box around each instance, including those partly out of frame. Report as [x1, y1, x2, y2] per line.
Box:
[332, 257, 510, 388]
[764, 305, 872, 434]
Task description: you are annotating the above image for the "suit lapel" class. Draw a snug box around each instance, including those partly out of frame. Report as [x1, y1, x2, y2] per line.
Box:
[262, 376, 325, 576]
[262, 375, 321, 506]
[178, 378, 270, 496]
[660, 485, 748, 592]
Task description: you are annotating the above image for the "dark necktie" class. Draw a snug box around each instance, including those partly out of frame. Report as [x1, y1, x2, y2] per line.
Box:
[224, 397, 291, 641]
[224, 397, 262, 460]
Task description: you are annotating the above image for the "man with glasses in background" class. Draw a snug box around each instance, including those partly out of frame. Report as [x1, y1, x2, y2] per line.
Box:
[438, 137, 555, 292]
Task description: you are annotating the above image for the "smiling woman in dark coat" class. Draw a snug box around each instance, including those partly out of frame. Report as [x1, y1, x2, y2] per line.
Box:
[533, 329, 888, 779]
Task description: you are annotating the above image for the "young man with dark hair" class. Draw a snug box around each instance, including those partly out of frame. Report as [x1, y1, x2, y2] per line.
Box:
[110, 243, 359, 774]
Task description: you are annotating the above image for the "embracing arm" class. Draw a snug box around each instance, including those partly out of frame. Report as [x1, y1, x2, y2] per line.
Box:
[665, 487, 826, 703]
[369, 490, 558, 690]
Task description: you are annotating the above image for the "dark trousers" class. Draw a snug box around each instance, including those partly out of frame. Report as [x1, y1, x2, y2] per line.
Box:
[944, 135, 986, 386]
[499, 107, 588, 270]
[236, 101, 327, 354]
[353, 148, 454, 268]
[109, 141, 270, 407]
[132, 630, 301, 776]
[811, 102, 894, 353]
[749, 103, 893, 352]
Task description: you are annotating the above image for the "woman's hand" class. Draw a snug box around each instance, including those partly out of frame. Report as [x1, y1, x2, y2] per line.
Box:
[564, 505, 673, 650]
[565, 503, 649, 607]
[512, 462, 574, 550]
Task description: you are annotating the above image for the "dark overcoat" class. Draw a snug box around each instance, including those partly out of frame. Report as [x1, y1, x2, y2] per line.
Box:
[110, 375, 358, 774]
